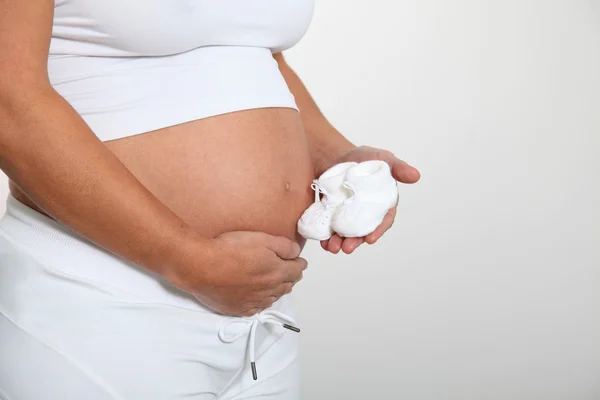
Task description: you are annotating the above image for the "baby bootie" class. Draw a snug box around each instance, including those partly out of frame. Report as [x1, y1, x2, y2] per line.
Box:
[297, 162, 357, 240]
[331, 160, 398, 238]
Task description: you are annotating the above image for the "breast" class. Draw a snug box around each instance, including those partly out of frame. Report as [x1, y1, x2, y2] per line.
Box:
[52, 0, 315, 56]
[103, 108, 315, 243]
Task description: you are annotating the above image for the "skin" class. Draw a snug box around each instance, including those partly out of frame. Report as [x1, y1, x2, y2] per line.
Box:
[275, 55, 422, 253]
[0, 1, 420, 317]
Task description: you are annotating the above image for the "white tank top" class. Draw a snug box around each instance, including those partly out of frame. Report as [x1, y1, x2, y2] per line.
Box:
[49, 0, 315, 141]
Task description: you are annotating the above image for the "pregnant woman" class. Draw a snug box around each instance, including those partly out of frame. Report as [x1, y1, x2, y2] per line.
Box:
[0, 1, 420, 399]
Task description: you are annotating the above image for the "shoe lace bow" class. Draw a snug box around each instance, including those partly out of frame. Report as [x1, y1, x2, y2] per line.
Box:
[311, 180, 334, 210]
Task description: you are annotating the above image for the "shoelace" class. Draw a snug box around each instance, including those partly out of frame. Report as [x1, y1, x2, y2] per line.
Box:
[311, 180, 335, 210]
[342, 181, 356, 205]
[218, 309, 300, 380]
[310, 179, 328, 202]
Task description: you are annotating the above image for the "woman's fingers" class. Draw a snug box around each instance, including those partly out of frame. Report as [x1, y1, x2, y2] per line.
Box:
[342, 237, 364, 254]
[365, 206, 397, 244]
[314, 147, 418, 254]
[272, 282, 294, 299]
[320, 204, 396, 253]
[321, 236, 364, 254]
[387, 157, 421, 184]
[326, 234, 343, 253]
[241, 308, 263, 317]
[255, 297, 276, 309]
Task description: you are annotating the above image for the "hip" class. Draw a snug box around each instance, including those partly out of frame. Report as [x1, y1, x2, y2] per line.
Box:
[0, 195, 300, 399]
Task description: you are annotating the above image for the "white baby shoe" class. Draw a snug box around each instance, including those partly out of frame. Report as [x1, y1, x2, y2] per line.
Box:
[331, 160, 398, 238]
[297, 162, 357, 240]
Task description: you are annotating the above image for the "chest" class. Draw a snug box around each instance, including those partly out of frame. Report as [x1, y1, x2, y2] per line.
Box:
[52, 0, 315, 55]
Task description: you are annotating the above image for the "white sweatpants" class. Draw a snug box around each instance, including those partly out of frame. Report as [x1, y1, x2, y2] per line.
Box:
[0, 196, 300, 400]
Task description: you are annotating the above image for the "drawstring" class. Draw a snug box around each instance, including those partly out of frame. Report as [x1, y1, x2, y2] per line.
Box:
[218, 309, 300, 381]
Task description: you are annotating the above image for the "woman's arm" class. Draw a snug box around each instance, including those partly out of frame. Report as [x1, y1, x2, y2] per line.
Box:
[274, 53, 421, 254]
[275, 53, 420, 181]
[0, 1, 189, 272]
[273, 53, 356, 175]
[0, 0, 306, 316]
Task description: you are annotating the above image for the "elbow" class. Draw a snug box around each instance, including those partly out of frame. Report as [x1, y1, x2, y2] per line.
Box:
[0, 79, 53, 155]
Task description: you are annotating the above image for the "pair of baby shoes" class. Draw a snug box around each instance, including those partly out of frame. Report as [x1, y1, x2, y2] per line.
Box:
[297, 160, 399, 240]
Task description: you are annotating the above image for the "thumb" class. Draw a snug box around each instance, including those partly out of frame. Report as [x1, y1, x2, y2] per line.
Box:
[389, 158, 421, 184]
[260, 233, 301, 260]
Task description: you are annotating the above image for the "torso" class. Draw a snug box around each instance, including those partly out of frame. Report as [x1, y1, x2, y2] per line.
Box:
[11, 0, 317, 245]
[11, 107, 315, 244]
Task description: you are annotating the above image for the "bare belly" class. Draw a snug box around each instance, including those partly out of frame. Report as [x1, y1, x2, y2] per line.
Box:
[10, 108, 315, 244]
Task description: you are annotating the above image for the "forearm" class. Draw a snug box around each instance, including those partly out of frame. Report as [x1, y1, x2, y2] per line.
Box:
[0, 84, 203, 274]
[274, 53, 355, 174]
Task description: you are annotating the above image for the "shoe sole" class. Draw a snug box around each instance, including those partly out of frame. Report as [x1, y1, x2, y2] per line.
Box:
[297, 224, 333, 241]
[334, 191, 398, 238]
[335, 215, 385, 238]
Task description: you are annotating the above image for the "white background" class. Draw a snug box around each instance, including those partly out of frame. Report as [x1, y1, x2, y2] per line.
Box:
[1, 0, 599, 399]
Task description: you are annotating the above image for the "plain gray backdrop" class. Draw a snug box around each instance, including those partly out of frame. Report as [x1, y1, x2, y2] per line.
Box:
[1, 0, 599, 399]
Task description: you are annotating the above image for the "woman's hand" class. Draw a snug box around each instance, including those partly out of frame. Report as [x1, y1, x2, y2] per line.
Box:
[169, 231, 307, 317]
[318, 146, 421, 254]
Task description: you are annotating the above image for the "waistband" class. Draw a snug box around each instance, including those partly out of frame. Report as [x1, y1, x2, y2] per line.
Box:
[0, 195, 211, 312]
[48, 46, 298, 142]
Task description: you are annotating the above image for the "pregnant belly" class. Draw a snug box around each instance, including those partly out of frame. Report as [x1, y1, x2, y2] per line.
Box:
[104, 108, 315, 244]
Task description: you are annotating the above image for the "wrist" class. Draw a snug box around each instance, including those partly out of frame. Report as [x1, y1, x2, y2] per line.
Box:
[312, 133, 356, 176]
[158, 226, 216, 291]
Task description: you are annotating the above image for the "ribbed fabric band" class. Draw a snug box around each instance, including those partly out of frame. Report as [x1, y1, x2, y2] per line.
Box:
[48, 46, 299, 142]
[0, 195, 211, 312]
